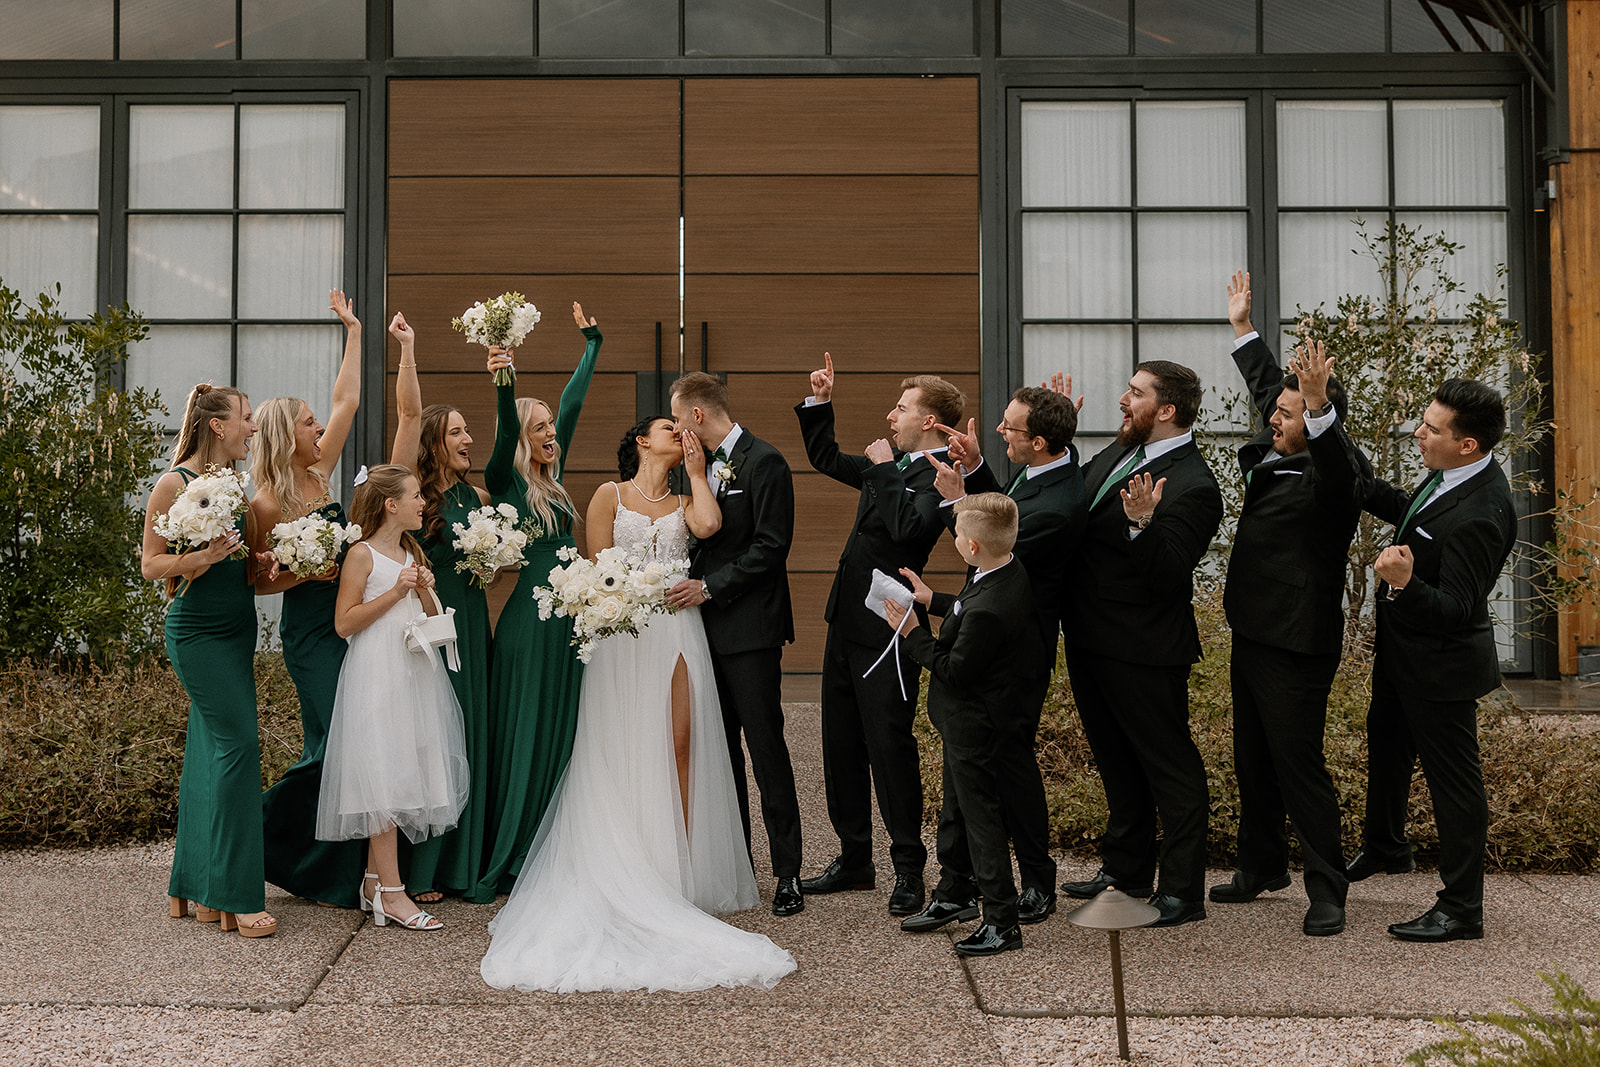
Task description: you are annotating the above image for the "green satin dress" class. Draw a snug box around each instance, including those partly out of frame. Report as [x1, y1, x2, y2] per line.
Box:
[165, 468, 265, 914]
[469, 324, 601, 902]
[260, 499, 366, 908]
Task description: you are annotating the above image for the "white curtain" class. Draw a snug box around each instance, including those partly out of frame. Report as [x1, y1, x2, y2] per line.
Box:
[1277, 100, 1388, 207]
[129, 105, 234, 209]
[1021, 101, 1130, 208]
[1137, 213, 1247, 318]
[1022, 323, 1132, 435]
[1138, 323, 1249, 430]
[1136, 101, 1246, 207]
[124, 325, 233, 431]
[1023, 213, 1132, 319]
[1395, 210, 1507, 317]
[1393, 100, 1506, 207]
[237, 215, 344, 318]
[127, 215, 233, 318]
[240, 105, 345, 209]
[0, 106, 100, 209]
[236, 324, 346, 487]
[1276, 212, 1386, 322]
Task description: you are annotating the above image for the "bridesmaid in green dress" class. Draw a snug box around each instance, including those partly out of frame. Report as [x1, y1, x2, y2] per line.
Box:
[470, 302, 603, 902]
[142, 383, 277, 938]
[388, 310, 493, 901]
[248, 288, 368, 909]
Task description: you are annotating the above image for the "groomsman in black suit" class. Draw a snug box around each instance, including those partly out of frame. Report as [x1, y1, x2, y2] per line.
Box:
[885, 493, 1048, 956]
[796, 353, 967, 916]
[1305, 358, 1516, 942]
[1209, 272, 1369, 937]
[1059, 360, 1223, 928]
[667, 372, 805, 918]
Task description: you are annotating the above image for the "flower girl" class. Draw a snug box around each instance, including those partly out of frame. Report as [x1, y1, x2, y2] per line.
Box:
[316, 464, 470, 931]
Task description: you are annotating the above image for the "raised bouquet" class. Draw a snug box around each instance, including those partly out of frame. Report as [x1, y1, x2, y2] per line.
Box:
[269, 513, 362, 579]
[451, 503, 537, 589]
[533, 543, 690, 663]
[154, 464, 251, 560]
[451, 291, 541, 386]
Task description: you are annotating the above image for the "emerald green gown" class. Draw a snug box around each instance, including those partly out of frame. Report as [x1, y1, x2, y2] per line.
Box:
[260, 499, 366, 908]
[165, 468, 265, 914]
[469, 324, 601, 902]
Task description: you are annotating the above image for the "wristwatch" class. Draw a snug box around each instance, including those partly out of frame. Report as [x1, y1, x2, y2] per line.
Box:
[1308, 400, 1336, 418]
[701, 580, 712, 601]
[1135, 513, 1153, 530]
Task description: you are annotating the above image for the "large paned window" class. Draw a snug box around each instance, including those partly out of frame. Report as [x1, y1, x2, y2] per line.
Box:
[0, 106, 102, 318]
[0, 0, 365, 60]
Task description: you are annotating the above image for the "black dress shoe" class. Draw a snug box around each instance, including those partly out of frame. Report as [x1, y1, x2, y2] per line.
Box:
[1061, 869, 1153, 900]
[953, 922, 1023, 956]
[1303, 900, 1346, 936]
[1147, 894, 1206, 928]
[800, 858, 875, 894]
[887, 873, 926, 916]
[1208, 870, 1292, 903]
[900, 898, 979, 932]
[1346, 848, 1416, 882]
[1388, 908, 1483, 943]
[1017, 887, 1057, 925]
[772, 877, 804, 916]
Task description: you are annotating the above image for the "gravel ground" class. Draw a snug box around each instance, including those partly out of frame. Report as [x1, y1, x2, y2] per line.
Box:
[0, 1006, 294, 1066]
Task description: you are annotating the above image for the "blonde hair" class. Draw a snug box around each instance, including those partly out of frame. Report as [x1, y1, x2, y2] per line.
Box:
[953, 492, 1018, 555]
[251, 396, 327, 520]
[510, 396, 577, 533]
[347, 464, 428, 568]
[172, 383, 248, 469]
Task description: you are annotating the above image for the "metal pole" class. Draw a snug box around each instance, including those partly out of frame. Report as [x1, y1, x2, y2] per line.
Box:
[1109, 930, 1130, 1061]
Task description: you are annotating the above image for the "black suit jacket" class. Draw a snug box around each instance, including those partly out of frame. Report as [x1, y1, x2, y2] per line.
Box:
[797, 400, 948, 646]
[1223, 336, 1371, 656]
[904, 559, 1048, 750]
[1063, 436, 1223, 666]
[691, 428, 795, 655]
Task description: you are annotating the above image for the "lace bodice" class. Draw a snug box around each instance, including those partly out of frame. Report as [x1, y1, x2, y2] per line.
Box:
[613, 503, 690, 563]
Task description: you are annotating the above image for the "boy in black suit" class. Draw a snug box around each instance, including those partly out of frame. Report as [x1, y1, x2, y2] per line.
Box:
[885, 493, 1047, 956]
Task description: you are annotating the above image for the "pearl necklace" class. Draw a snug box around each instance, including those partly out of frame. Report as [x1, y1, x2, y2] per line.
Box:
[629, 477, 672, 503]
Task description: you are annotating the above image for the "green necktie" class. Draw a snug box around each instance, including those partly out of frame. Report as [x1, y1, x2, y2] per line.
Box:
[1398, 469, 1444, 533]
[1090, 446, 1145, 509]
[895, 454, 914, 471]
[1007, 468, 1028, 496]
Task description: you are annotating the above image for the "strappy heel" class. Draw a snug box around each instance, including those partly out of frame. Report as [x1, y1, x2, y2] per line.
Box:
[370, 882, 443, 931]
[358, 872, 378, 913]
[220, 911, 277, 938]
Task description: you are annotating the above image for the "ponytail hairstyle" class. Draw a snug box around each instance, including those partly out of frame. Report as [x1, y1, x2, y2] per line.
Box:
[416, 404, 465, 541]
[510, 396, 577, 533]
[617, 415, 670, 480]
[251, 396, 327, 521]
[172, 383, 249, 470]
[347, 464, 429, 570]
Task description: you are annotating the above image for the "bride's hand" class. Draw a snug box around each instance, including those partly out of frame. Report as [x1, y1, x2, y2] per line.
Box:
[680, 428, 707, 479]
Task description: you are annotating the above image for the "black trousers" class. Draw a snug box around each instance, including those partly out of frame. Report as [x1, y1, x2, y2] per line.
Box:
[819, 629, 927, 876]
[1064, 647, 1208, 902]
[712, 646, 803, 879]
[1363, 669, 1487, 923]
[1230, 636, 1348, 905]
[937, 733, 1018, 928]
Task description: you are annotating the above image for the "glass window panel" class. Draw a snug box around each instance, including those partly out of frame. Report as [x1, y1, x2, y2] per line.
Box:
[393, 0, 534, 56]
[1022, 324, 1132, 434]
[237, 216, 343, 319]
[237, 326, 343, 483]
[127, 216, 233, 319]
[540, 0, 677, 56]
[240, 105, 345, 210]
[1023, 213, 1133, 319]
[1002, 0, 1129, 56]
[1135, 0, 1254, 54]
[1393, 100, 1506, 207]
[1138, 323, 1249, 430]
[1137, 214, 1248, 318]
[1276, 101, 1388, 207]
[129, 106, 234, 210]
[0, 216, 98, 318]
[0, 0, 113, 59]
[241, 0, 365, 59]
[1392, 1, 1501, 52]
[1395, 211, 1508, 318]
[0, 107, 100, 211]
[1022, 102, 1130, 208]
[1263, 0, 1383, 53]
[120, 0, 236, 60]
[125, 326, 233, 430]
[686, 0, 826, 56]
[832, 0, 974, 55]
[1277, 212, 1385, 322]
[1136, 101, 1246, 207]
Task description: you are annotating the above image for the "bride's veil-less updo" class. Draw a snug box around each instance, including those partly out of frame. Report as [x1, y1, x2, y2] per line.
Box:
[616, 415, 671, 480]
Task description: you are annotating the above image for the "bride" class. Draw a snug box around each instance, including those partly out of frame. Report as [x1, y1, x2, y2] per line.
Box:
[480, 414, 797, 993]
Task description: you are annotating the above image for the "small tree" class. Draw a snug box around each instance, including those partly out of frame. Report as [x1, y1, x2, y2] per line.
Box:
[0, 281, 168, 664]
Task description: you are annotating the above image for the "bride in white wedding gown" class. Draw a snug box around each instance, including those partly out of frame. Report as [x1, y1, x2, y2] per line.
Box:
[481, 416, 796, 993]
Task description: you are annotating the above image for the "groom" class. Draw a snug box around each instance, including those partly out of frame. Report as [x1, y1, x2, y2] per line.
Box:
[667, 372, 805, 917]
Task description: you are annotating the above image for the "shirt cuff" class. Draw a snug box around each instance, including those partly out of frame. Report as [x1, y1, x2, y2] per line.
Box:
[964, 457, 985, 476]
[1232, 331, 1260, 350]
[938, 495, 966, 509]
[1304, 405, 1338, 439]
[802, 396, 829, 407]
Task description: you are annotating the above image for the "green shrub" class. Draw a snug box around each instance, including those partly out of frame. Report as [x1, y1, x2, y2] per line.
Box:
[1409, 963, 1600, 1066]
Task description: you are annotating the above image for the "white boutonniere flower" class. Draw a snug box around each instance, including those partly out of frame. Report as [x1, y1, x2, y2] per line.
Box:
[710, 458, 737, 488]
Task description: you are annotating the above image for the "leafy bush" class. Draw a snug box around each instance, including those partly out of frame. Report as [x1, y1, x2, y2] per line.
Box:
[1409, 963, 1600, 1066]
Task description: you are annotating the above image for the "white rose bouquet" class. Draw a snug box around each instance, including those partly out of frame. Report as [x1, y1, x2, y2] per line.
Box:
[154, 464, 251, 559]
[533, 543, 690, 663]
[451, 292, 541, 386]
[451, 503, 536, 589]
[269, 514, 363, 579]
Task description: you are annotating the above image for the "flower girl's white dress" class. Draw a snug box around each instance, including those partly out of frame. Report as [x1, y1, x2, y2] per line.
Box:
[316, 545, 469, 844]
[480, 504, 796, 992]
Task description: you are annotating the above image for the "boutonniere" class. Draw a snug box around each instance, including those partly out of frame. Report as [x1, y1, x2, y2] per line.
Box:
[711, 458, 738, 487]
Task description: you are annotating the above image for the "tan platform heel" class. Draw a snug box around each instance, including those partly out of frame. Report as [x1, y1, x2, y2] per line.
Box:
[169, 897, 222, 922]
[220, 911, 278, 938]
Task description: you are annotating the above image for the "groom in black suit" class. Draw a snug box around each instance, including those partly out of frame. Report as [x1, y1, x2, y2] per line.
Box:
[667, 372, 805, 918]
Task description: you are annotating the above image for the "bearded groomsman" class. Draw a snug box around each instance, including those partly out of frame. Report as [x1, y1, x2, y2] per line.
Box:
[1059, 360, 1223, 928]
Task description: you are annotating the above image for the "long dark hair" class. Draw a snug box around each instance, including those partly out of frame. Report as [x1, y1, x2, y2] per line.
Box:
[617, 415, 671, 479]
[417, 404, 465, 540]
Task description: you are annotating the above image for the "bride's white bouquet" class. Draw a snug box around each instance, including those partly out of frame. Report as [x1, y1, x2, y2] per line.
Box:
[154, 464, 251, 560]
[269, 513, 362, 579]
[533, 543, 689, 663]
[451, 503, 536, 589]
[451, 292, 541, 386]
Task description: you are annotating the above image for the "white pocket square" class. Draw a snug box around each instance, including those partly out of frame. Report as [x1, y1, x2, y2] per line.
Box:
[951, 600, 963, 616]
[725, 489, 744, 496]
[1273, 469, 1304, 476]
[1415, 527, 1433, 540]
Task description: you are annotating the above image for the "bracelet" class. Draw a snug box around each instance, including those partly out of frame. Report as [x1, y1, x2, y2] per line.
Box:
[399, 361, 416, 369]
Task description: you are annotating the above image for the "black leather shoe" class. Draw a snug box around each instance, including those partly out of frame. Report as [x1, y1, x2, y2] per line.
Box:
[1388, 908, 1483, 943]
[1303, 900, 1346, 936]
[772, 877, 804, 916]
[900, 898, 979, 932]
[888, 873, 926, 916]
[1208, 870, 1292, 903]
[800, 858, 875, 894]
[1061, 869, 1153, 900]
[1017, 887, 1057, 925]
[952, 922, 1023, 956]
[1346, 848, 1416, 882]
[1148, 894, 1206, 928]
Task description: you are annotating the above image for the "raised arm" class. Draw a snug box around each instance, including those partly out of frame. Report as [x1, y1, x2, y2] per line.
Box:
[679, 429, 723, 540]
[314, 288, 363, 480]
[1228, 271, 1285, 433]
[388, 312, 421, 469]
[794, 351, 871, 488]
[483, 346, 520, 496]
[555, 303, 602, 461]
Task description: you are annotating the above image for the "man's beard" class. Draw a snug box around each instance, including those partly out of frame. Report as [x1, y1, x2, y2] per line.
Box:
[1271, 425, 1308, 456]
[1115, 407, 1155, 448]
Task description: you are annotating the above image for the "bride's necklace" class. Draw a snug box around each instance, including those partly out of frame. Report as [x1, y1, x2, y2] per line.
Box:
[629, 477, 672, 503]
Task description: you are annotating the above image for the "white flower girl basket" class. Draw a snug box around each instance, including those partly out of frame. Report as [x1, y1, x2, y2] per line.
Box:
[404, 587, 460, 672]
